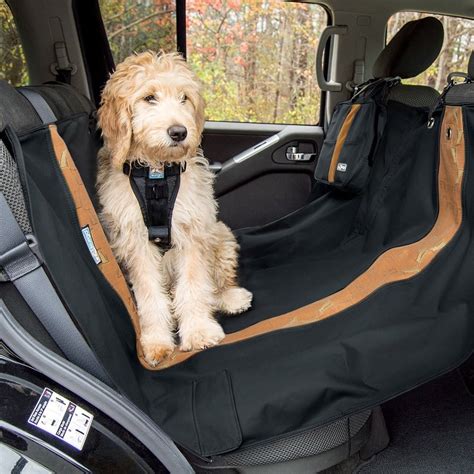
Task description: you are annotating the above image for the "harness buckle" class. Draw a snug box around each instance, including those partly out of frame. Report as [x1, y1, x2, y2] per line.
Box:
[149, 226, 169, 245]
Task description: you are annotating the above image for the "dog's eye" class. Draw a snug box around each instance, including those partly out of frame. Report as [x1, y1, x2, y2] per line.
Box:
[144, 95, 156, 103]
[180, 95, 188, 104]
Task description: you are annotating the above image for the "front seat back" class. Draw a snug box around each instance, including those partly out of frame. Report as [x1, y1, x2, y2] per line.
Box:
[373, 17, 444, 108]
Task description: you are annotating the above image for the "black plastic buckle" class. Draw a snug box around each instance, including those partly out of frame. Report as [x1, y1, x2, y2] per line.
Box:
[149, 226, 170, 247]
[0, 235, 42, 282]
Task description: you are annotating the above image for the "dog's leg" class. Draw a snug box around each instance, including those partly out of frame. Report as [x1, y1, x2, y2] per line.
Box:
[126, 243, 175, 366]
[174, 241, 225, 351]
[212, 222, 253, 315]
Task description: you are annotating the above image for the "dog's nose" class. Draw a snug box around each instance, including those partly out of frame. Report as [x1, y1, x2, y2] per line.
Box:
[167, 125, 187, 142]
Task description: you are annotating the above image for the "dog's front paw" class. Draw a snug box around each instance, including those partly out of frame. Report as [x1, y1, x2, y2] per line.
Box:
[180, 318, 225, 352]
[218, 287, 253, 315]
[140, 333, 175, 367]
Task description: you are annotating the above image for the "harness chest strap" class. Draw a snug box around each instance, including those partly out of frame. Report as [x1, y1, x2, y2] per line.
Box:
[123, 162, 185, 248]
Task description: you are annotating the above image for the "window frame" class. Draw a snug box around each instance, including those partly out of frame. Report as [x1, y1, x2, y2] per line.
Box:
[178, 0, 331, 127]
[74, 0, 115, 106]
[94, 0, 331, 126]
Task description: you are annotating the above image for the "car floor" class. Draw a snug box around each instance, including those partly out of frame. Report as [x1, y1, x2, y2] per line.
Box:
[356, 367, 474, 473]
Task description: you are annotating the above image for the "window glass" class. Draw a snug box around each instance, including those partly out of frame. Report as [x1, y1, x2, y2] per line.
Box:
[99, 0, 176, 64]
[187, 1, 327, 124]
[0, 1, 28, 86]
[387, 12, 474, 91]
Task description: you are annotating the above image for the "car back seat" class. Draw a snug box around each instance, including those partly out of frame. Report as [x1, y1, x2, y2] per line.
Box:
[0, 78, 385, 470]
[0, 74, 385, 472]
[3, 18, 472, 474]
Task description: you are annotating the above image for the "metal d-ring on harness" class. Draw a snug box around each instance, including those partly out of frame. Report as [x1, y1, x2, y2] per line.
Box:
[123, 161, 186, 248]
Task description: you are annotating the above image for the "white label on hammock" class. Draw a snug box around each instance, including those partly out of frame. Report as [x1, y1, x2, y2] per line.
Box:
[81, 225, 101, 265]
[28, 388, 94, 450]
[337, 162, 347, 172]
[149, 168, 164, 179]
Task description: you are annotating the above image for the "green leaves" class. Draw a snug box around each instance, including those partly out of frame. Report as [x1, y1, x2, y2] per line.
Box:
[186, 0, 326, 125]
[0, 4, 28, 86]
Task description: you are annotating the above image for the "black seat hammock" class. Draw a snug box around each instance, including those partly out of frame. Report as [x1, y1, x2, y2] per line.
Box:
[1, 18, 473, 463]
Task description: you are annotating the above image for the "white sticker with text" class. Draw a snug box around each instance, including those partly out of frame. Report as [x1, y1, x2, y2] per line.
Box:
[28, 388, 93, 450]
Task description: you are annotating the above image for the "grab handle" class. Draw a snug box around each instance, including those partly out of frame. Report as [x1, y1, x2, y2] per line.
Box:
[316, 25, 348, 92]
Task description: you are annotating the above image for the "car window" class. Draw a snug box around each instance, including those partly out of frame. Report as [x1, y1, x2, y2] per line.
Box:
[0, 1, 28, 86]
[387, 12, 474, 91]
[99, 0, 177, 64]
[187, 1, 327, 125]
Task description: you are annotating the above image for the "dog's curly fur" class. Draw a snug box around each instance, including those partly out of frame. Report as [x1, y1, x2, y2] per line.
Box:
[97, 51, 252, 366]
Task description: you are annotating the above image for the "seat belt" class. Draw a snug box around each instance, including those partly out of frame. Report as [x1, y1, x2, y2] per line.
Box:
[17, 88, 57, 124]
[1, 90, 114, 385]
[0, 189, 113, 385]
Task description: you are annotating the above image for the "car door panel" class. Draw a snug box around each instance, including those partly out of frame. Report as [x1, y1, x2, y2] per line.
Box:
[201, 124, 324, 229]
[201, 122, 285, 164]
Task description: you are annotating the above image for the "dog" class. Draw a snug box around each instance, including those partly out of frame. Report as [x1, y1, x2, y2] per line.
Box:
[96, 51, 252, 366]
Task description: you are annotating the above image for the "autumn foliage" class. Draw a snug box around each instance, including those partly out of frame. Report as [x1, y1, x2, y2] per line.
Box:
[185, 0, 325, 124]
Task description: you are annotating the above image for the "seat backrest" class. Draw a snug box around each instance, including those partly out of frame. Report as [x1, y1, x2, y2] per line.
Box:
[8, 80, 155, 370]
[0, 78, 151, 396]
[373, 17, 444, 108]
[312, 18, 445, 197]
[18, 83, 100, 201]
[442, 51, 474, 107]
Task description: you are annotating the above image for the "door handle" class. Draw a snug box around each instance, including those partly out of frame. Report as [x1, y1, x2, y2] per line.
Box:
[286, 146, 316, 162]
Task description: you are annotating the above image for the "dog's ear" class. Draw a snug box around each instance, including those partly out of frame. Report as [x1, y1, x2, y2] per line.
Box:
[98, 84, 132, 169]
[185, 78, 205, 137]
[172, 53, 206, 136]
[194, 91, 206, 136]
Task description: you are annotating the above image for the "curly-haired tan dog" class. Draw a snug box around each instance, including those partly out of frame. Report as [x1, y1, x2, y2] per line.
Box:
[97, 51, 252, 366]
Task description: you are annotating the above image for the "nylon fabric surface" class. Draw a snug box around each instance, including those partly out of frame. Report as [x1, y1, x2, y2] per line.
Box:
[225, 102, 439, 333]
[12, 96, 474, 457]
[16, 122, 145, 408]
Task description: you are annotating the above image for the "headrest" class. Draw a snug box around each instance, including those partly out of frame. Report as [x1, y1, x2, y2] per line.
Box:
[0, 80, 41, 133]
[469, 51, 474, 78]
[373, 17, 444, 79]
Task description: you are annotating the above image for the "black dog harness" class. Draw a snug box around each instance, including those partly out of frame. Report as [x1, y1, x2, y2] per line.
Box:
[123, 161, 185, 248]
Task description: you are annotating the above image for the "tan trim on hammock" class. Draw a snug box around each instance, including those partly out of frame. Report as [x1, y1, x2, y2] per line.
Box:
[158, 106, 465, 370]
[328, 104, 362, 182]
[48, 125, 152, 369]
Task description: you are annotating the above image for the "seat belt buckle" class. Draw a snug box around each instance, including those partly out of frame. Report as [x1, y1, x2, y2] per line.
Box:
[0, 235, 42, 282]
